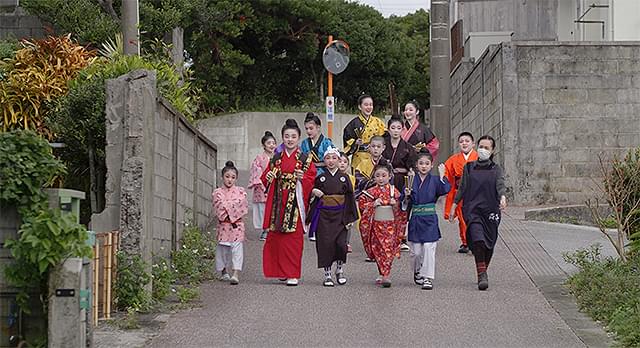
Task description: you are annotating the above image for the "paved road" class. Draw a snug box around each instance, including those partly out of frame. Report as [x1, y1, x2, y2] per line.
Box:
[147, 203, 586, 348]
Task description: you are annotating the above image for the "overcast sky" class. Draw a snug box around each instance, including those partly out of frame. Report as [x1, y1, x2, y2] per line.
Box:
[354, 0, 430, 17]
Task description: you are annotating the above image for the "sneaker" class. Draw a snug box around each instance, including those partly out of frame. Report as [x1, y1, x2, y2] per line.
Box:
[365, 257, 375, 263]
[336, 272, 347, 285]
[323, 277, 335, 287]
[230, 275, 239, 285]
[458, 244, 469, 254]
[478, 272, 488, 291]
[286, 278, 299, 286]
[309, 235, 316, 241]
[259, 231, 268, 241]
[400, 243, 410, 252]
[413, 272, 425, 285]
[347, 244, 353, 253]
[221, 273, 231, 282]
[422, 278, 433, 290]
[381, 278, 392, 288]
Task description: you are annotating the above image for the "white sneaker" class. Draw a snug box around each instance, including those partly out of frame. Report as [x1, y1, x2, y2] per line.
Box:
[309, 236, 316, 241]
[230, 275, 239, 285]
[221, 273, 231, 282]
[400, 243, 410, 252]
[286, 278, 299, 286]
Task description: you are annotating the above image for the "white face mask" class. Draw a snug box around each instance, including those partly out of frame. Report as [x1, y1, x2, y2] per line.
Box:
[477, 148, 492, 161]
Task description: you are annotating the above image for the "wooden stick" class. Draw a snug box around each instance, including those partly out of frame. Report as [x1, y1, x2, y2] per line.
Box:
[105, 232, 113, 319]
[93, 241, 100, 325]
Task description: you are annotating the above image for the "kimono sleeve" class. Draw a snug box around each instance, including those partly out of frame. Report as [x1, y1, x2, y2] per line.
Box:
[436, 177, 452, 198]
[300, 162, 317, 209]
[342, 175, 358, 225]
[260, 160, 273, 188]
[212, 189, 229, 221]
[227, 188, 248, 223]
[248, 156, 266, 190]
[443, 156, 457, 218]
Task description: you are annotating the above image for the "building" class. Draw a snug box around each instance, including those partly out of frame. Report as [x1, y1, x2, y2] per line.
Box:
[448, 0, 640, 205]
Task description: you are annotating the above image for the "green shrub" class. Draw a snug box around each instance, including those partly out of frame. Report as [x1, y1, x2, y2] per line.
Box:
[114, 252, 152, 312]
[152, 258, 176, 302]
[176, 285, 199, 304]
[172, 221, 215, 284]
[564, 245, 640, 347]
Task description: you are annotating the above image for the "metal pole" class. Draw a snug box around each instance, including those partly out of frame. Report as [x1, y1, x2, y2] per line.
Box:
[430, 0, 452, 161]
[122, 0, 140, 56]
[327, 35, 334, 139]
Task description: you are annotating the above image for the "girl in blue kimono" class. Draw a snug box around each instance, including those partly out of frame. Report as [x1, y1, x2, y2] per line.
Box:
[402, 151, 450, 290]
[300, 112, 335, 241]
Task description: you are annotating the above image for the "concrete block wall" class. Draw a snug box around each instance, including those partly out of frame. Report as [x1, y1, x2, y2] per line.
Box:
[451, 41, 640, 205]
[92, 70, 217, 262]
[197, 112, 358, 172]
[0, 7, 45, 40]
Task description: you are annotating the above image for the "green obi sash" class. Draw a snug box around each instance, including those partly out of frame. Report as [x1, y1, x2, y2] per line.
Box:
[411, 203, 436, 216]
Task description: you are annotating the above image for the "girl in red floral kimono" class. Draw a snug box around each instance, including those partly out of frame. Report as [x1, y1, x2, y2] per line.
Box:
[261, 119, 317, 286]
[357, 163, 406, 288]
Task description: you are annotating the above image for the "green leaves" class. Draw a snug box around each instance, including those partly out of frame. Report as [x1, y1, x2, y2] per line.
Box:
[0, 130, 66, 216]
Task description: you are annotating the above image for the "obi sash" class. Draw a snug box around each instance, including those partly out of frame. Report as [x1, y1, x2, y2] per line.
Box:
[309, 195, 346, 235]
[411, 203, 436, 216]
[374, 206, 394, 221]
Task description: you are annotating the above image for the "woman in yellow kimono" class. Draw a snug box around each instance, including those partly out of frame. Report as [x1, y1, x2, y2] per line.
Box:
[342, 94, 386, 174]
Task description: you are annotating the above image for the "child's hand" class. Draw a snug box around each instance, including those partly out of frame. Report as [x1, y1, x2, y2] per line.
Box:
[390, 198, 397, 205]
[294, 169, 304, 180]
[500, 195, 507, 210]
[312, 188, 324, 198]
[266, 170, 276, 182]
[404, 187, 411, 196]
[448, 205, 457, 223]
[374, 198, 382, 207]
[438, 163, 446, 179]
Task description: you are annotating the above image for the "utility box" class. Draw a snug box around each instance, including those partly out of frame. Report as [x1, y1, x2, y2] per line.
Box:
[45, 189, 86, 223]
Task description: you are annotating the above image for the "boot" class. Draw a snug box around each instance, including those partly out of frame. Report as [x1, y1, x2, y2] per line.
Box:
[477, 272, 488, 291]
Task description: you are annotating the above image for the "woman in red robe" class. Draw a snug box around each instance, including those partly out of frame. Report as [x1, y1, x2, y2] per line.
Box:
[261, 119, 316, 286]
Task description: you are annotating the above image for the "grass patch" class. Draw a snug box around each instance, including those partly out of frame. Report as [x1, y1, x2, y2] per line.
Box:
[564, 245, 640, 347]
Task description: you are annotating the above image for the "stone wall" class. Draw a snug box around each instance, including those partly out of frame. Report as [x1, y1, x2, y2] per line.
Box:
[450, 41, 640, 205]
[91, 70, 217, 261]
[197, 112, 359, 171]
[0, 6, 45, 40]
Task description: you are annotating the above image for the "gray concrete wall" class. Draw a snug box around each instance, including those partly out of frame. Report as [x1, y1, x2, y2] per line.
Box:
[197, 112, 358, 171]
[0, 7, 45, 40]
[456, 0, 558, 41]
[92, 70, 217, 261]
[451, 41, 640, 205]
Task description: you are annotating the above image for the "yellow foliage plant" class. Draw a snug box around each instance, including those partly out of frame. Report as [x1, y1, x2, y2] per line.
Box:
[0, 35, 96, 138]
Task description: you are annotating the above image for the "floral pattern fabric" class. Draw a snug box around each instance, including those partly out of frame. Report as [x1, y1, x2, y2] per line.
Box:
[212, 186, 248, 243]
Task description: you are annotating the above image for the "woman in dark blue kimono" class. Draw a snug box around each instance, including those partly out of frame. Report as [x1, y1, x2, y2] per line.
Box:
[402, 151, 450, 290]
[450, 135, 507, 291]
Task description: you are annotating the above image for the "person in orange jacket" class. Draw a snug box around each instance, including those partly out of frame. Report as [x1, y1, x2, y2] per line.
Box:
[444, 132, 478, 253]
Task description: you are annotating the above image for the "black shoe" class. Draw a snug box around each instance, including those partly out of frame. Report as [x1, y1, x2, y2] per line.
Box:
[336, 272, 347, 285]
[365, 257, 375, 263]
[458, 244, 469, 254]
[381, 279, 391, 288]
[478, 272, 488, 291]
[413, 272, 425, 285]
[323, 277, 335, 287]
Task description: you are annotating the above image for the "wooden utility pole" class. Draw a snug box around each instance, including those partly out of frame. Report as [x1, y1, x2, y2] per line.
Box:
[430, 0, 452, 160]
[122, 0, 140, 56]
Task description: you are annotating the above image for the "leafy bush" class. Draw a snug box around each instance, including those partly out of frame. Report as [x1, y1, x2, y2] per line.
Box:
[114, 252, 152, 312]
[176, 285, 199, 304]
[4, 210, 93, 311]
[172, 222, 215, 284]
[152, 258, 176, 302]
[0, 35, 95, 136]
[564, 245, 640, 347]
[0, 130, 66, 216]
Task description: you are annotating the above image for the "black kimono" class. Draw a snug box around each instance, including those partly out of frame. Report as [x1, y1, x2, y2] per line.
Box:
[403, 121, 439, 159]
[383, 136, 417, 190]
[307, 169, 359, 268]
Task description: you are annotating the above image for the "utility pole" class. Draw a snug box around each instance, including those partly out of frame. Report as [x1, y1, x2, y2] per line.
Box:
[430, 0, 452, 160]
[122, 0, 140, 56]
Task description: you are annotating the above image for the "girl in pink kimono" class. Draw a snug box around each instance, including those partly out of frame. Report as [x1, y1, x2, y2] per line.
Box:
[212, 161, 249, 285]
[248, 131, 277, 240]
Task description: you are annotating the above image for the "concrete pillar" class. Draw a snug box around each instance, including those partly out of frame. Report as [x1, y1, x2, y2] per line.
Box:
[430, 0, 452, 159]
[122, 0, 140, 56]
[48, 258, 88, 348]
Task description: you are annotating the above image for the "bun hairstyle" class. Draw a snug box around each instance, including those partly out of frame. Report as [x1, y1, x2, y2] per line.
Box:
[405, 100, 422, 121]
[373, 162, 393, 176]
[357, 94, 373, 106]
[281, 118, 301, 136]
[416, 148, 433, 162]
[304, 112, 321, 126]
[222, 160, 238, 176]
[261, 131, 275, 145]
